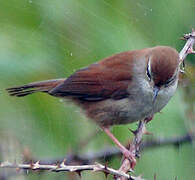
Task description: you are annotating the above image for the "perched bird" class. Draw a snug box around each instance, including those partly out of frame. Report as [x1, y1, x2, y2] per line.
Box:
[6, 46, 180, 166]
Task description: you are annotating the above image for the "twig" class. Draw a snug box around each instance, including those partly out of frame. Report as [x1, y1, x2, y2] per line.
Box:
[179, 29, 195, 71]
[0, 161, 145, 180]
[117, 120, 147, 180]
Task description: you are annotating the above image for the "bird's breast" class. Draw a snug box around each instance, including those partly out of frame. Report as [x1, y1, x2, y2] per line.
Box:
[122, 78, 178, 124]
[78, 78, 178, 126]
[153, 80, 178, 113]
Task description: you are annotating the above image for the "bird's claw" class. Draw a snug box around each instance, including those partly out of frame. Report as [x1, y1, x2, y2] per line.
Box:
[122, 149, 136, 169]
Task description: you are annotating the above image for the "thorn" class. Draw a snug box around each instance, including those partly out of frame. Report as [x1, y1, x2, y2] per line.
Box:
[76, 170, 82, 178]
[128, 177, 134, 180]
[128, 128, 137, 135]
[60, 159, 66, 167]
[135, 153, 140, 158]
[129, 175, 141, 180]
[103, 163, 109, 178]
[182, 60, 185, 68]
[180, 36, 186, 41]
[187, 46, 195, 54]
[183, 32, 192, 40]
[60, 161, 65, 167]
[33, 161, 40, 169]
[180, 69, 185, 73]
[104, 171, 109, 178]
[63, 158, 66, 164]
[113, 175, 118, 180]
[128, 168, 134, 173]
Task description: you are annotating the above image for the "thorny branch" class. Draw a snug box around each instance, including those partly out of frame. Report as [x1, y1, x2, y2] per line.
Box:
[116, 29, 195, 180]
[179, 29, 195, 71]
[117, 120, 147, 180]
[0, 161, 145, 180]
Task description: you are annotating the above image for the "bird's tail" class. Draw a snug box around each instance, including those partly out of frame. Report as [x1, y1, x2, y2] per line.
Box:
[6, 79, 65, 97]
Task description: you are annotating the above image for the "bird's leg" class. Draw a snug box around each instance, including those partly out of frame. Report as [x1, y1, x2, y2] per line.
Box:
[101, 127, 136, 168]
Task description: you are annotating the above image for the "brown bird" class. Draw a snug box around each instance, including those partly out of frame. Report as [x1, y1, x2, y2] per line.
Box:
[6, 46, 180, 167]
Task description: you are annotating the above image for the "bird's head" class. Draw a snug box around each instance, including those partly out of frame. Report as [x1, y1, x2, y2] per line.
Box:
[146, 46, 180, 102]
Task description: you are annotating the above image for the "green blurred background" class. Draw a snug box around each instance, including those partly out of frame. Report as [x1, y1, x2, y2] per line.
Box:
[0, 0, 194, 179]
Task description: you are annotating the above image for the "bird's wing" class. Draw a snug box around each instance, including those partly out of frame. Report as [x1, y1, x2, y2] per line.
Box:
[50, 52, 134, 101]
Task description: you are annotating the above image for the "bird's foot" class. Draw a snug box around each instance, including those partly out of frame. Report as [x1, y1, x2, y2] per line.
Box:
[121, 148, 136, 169]
[101, 127, 137, 169]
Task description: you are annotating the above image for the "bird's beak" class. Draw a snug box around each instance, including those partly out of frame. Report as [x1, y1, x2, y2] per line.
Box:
[153, 86, 160, 103]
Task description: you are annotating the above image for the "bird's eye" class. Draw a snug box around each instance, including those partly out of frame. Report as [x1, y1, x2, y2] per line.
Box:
[146, 63, 151, 81]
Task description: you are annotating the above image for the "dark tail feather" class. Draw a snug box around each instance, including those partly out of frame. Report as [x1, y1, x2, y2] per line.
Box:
[6, 79, 65, 97]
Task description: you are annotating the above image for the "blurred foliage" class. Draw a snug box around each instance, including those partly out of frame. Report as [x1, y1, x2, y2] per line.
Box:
[0, 0, 194, 180]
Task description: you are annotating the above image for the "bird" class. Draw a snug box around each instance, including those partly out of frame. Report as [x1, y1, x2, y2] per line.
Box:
[6, 46, 180, 167]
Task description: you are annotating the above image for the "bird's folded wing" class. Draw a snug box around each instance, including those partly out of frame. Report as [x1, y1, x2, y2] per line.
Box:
[50, 53, 133, 101]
